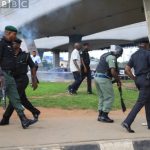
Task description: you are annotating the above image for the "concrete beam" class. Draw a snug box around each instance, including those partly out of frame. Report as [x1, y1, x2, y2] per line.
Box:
[143, 0, 150, 41]
[53, 51, 60, 68]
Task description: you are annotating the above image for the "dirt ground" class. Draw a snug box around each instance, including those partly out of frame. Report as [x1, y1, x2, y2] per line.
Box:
[0, 107, 145, 120]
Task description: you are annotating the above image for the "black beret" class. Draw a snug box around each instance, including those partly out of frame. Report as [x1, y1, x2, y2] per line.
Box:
[5, 25, 18, 33]
[14, 38, 22, 44]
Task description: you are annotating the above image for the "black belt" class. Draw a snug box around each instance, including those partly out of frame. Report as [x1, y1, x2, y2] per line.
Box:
[95, 73, 111, 79]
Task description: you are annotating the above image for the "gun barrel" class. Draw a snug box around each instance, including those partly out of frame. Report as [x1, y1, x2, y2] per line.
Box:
[1, 88, 6, 110]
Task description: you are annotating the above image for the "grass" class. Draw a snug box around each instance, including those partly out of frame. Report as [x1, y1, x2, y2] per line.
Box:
[25, 81, 138, 111]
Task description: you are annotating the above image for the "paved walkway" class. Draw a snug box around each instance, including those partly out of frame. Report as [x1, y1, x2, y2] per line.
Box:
[0, 108, 149, 149]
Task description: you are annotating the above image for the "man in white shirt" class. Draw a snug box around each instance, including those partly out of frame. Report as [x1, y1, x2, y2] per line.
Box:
[31, 51, 41, 83]
[31, 51, 41, 70]
[68, 43, 82, 94]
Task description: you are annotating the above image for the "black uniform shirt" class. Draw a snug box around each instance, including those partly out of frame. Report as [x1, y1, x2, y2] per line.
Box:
[0, 37, 16, 71]
[80, 50, 90, 67]
[14, 49, 35, 77]
[128, 48, 150, 76]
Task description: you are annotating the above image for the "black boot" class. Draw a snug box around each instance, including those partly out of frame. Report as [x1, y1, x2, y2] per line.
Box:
[0, 117, 9, 126]
[97, 110, 103, 121]
[99, 112, 114, 123]
[32, 110, 41, 120]
[19, 114, 37, 129]
[121, 122, 135, 133]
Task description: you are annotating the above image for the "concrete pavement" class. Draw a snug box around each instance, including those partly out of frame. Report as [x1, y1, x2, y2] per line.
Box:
[0, 108, 149, 149]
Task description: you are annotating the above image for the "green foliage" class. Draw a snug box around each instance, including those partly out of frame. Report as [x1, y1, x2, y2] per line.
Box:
[26, 82, 138, 111]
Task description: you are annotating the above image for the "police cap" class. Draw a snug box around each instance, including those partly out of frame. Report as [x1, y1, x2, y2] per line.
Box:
[5, 26, 18, 33]
[14, 38, 22, 44]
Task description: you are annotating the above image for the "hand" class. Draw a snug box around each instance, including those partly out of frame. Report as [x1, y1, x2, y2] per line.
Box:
[32, 81, 38, 90]
[0, 76, 5, 88]
[117, 81, 122, 88]
[32, 77, 38, 90]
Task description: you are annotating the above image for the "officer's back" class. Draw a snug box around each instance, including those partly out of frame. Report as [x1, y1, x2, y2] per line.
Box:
[129, 48, 150, 76]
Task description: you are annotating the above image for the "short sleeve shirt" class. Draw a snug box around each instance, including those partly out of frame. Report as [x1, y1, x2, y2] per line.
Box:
[31, 55, 41, 64]
[106, 55, 116, 69]
[70, 49, 81, 72]
[127, 49, 150, 76]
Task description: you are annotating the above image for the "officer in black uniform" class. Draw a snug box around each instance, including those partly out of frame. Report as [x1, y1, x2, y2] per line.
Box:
[80, 43, 92, 94]
[0, 26, 36, 129]
[122, 39, 150, 133]
[0, 38, 40, 125]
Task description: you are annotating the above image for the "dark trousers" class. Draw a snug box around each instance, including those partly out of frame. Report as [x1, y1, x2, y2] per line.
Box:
[68, 71, 82, 92]
[124, 75, 150, 128]
[80, 69, 92, 92]
[3, 75, 39, 120]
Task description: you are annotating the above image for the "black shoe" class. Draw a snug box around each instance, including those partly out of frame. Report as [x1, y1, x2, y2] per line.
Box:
[33, 110, 41, 120]
[0, 118, 9, 126]
[98, 112, 114, 123]
[98, 116, 114, 123]
[19, 115, 37, 129]
[97, 110, 103, 121]
[88, 91, 93, 94]
[68, 89, 77, 95]
[121, 122, 135, 133]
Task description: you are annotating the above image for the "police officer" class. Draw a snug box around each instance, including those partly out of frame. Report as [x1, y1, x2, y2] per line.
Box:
[122, 39, 150, 133]
[0, 38, 40, 125]
[95, 45, 123, 123]
[0, 26, 36, 129]
[80, 43, 92, 94]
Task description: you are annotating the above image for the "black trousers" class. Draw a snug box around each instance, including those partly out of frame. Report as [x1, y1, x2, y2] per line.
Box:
[124, 75, 150, 128]
[3, 75, 39, 119]
[68, 71, 82, 92]
[80, 68, 92, 93]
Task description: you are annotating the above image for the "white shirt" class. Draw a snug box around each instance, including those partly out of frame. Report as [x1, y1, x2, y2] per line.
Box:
[70, 49, 81, 72]
[31, 55, 41, 64]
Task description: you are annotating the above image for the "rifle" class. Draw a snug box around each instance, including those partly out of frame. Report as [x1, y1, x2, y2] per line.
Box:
[0, 76, 6, 110]
[118, 86, 126, 112]
[1, 87, 6, 110]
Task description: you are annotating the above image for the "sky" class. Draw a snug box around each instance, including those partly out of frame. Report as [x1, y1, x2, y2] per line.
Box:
[44, 46, 138, 63]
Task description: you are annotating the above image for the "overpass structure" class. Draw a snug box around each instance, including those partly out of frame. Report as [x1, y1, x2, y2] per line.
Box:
[0, 0, 150, 67]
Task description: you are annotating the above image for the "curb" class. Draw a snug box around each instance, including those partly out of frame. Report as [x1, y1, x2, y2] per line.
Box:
[1, 139, 150, 150]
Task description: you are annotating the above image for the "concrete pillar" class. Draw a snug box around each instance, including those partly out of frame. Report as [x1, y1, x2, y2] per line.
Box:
[68, 35, 82, 68]
[53, 51, 60, 68]
[143, 0, 150, 41]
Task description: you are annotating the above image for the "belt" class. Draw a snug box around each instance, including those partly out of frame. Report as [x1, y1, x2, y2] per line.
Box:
[95, 73, 111, 79]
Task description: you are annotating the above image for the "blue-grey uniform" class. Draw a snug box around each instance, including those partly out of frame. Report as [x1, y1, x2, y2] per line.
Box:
[123, 48, 150, 129]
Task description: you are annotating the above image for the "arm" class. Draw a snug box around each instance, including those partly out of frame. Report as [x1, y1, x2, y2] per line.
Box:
[27, 54, 38, 90]
[81, 58, 87, 73]
[106, 55, 121, 87]
[73, 59, 80, 72]
[125, 65, 135, 80]
[125, 55, 135, 80]
[31, 67, 38, 90]
[111, 68, 121, 87]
